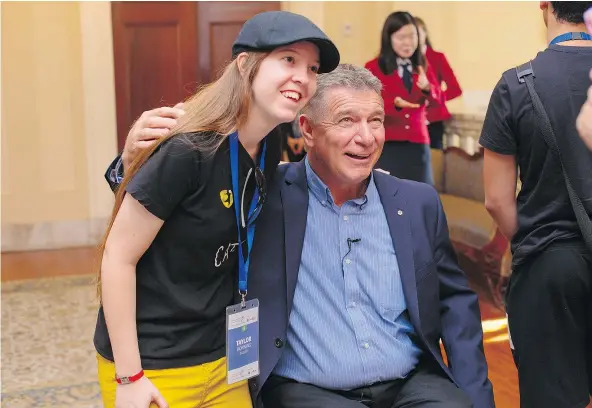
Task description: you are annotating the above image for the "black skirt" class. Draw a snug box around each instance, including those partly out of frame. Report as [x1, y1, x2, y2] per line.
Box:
[375, 141, 434, 185]
[428, 121, 445, 150]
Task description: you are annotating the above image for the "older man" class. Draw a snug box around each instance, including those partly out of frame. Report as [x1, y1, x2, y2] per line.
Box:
[107, 65, 493, 408]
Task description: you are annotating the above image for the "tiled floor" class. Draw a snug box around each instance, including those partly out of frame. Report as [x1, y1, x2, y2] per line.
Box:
[2, 275, 102, 407]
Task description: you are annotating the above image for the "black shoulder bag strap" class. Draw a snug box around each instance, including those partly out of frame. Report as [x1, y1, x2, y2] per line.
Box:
[516, 61, 592, 251]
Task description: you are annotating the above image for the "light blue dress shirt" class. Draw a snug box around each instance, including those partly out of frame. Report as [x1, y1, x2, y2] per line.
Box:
[273, 158, 422, 390]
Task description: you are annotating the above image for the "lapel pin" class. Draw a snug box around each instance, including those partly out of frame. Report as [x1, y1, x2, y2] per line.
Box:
[397, 210, 403, 216]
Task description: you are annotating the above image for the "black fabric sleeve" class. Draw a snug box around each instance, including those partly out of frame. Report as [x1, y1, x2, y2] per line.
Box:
[126, 134, 201, 220]
[479, 76, 517, 155]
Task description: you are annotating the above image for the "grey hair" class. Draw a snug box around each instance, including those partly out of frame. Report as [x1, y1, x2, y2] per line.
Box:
[301, 63, 383, 122]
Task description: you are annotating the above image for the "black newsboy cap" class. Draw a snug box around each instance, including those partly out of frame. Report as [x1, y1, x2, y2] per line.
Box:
[232, 11, 340, 74]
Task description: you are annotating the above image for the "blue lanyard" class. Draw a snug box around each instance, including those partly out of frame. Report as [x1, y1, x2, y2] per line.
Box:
[550, 32, 591, 45]
[228, 132, 266, 303]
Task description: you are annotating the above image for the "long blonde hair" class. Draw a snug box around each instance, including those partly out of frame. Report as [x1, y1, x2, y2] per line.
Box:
[95, 52, 269, 299]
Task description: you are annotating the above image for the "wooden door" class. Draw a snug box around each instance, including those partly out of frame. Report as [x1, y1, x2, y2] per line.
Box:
[111, 1, 280, 150]
[197, 2, 281, 83]
[111, 1, 198, 150]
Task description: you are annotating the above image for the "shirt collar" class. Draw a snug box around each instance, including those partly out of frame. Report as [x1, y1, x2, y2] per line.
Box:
[397, 57, 412, 67]
[304, 157, 372, 209]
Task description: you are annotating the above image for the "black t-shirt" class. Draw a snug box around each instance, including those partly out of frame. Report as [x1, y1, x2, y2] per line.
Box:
[94, 129, 282, 369]
[479, 44, 592, 268]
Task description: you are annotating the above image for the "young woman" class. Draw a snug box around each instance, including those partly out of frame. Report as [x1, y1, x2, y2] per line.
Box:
[365, 11, 443, 185]
[93, 11, 339, 408]
[415, 16, 462, 150]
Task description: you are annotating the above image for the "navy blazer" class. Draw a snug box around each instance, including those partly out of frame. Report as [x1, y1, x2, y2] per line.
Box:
[247, 160, 495, 408]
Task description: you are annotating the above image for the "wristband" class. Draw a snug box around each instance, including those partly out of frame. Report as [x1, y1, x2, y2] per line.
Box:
[115, 370, 144, 385]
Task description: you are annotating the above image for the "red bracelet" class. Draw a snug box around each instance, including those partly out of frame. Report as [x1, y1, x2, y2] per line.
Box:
[115, 370, 144, 385]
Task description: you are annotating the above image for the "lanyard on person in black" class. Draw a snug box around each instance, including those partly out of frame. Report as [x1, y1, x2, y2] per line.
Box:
[549, 32, 592, 45]
[228, 132, 267, 307]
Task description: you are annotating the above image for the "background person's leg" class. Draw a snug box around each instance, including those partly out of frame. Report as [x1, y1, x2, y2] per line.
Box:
[507, 244, 592, 408]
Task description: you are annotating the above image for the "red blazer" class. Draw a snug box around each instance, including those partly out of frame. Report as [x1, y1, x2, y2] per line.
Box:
[365, 57, 443, 145]
[425, 47, 462, 123]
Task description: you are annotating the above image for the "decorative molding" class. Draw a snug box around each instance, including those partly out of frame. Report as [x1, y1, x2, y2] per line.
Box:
[444, 112, 486, 155]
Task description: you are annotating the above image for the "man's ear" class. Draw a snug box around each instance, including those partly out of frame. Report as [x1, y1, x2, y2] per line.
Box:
[236, 52, 249, 77]
[299, 114, 315, 150]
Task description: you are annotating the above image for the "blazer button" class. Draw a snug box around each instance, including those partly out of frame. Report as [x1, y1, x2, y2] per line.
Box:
[405, 114, 410, 119]
[274, 337, 284, 348]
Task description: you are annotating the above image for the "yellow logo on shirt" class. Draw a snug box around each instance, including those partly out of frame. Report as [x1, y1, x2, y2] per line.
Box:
[220, 190, 233, 208]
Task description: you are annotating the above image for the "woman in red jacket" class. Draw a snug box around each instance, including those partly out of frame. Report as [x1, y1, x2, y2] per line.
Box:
[415, 16, 463, 149]
[365, 11, 443, 185]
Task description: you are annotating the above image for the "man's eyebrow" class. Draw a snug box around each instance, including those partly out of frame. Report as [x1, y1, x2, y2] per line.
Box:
[334, 108, 385, 117]
[334, 109, 355, 117]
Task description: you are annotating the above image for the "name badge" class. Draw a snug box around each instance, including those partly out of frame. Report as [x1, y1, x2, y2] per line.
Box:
[226, 299, 260, 384]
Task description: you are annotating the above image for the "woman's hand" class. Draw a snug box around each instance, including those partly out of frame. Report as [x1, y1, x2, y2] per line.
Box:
[416, 66, 431, 91]
[394, 97, 420, 109]
[115, 376, 168, 408]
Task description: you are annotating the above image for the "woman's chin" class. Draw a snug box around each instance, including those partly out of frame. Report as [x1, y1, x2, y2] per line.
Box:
[271, 109, 299, 125]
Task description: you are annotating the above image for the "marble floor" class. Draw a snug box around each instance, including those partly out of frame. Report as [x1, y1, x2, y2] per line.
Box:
[2, 275, 103, 407]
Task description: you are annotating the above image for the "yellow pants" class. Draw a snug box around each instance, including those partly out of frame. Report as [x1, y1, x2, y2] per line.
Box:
[97, 354, 252, 408]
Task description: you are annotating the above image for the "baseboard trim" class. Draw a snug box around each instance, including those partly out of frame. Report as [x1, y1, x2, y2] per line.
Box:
[1, 218, 109, 252]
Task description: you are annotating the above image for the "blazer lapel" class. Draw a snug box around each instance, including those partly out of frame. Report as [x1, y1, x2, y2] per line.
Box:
[281, 161, 309, 319]
[374, 172, 422, 337]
